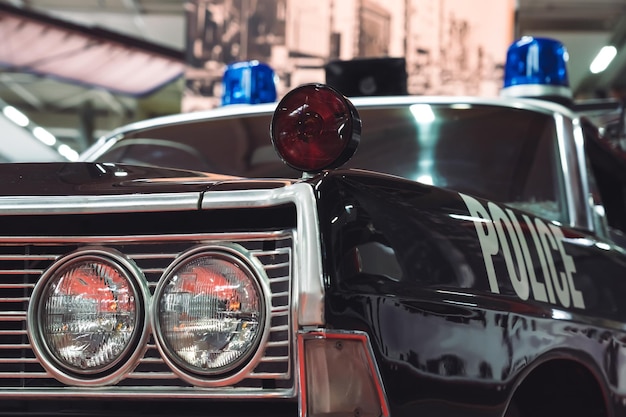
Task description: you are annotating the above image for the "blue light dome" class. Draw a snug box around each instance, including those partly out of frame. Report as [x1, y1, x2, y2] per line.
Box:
[501, 36, 572, 102]
[221, 61, 277, 106]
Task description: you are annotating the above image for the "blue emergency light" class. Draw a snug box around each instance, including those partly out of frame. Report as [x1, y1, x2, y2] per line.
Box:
[501, 36, 572, 103]
[221, 61, 277, 106]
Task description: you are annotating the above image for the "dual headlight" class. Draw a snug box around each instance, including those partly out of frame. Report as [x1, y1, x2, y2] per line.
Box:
[28, 244, 269, 387]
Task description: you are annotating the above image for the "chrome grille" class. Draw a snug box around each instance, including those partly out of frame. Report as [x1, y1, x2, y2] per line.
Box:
[0, 231, 294, 397]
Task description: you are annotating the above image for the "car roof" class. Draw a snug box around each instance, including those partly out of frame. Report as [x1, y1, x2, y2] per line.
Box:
[102, 94, 578, 138]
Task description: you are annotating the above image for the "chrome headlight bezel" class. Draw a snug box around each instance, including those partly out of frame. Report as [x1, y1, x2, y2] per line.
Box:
[151, 243, 271, 387]
[27, 247, 150, 386]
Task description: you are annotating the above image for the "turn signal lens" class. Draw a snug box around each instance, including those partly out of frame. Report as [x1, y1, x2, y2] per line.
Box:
[300, 332, 389, 417]
[271, 83, 361, 172]
[154, 246, 266, 380]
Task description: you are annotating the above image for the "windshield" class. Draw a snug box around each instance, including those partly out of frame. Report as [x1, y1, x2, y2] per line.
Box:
[93, 103, 564, 222]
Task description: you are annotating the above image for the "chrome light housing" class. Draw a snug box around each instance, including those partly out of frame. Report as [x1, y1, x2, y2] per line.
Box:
[152, 243, 270, 386]
[28, 247, 149, 386]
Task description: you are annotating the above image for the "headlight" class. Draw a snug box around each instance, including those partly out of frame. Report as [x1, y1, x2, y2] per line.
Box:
[28, 248, 148, 386]
[153, 244, 269, 386]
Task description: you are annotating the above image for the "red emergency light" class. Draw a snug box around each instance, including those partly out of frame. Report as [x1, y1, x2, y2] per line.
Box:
[270, 84, 361, 173]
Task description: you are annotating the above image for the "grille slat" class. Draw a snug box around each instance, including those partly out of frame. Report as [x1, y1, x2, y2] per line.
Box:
[0, 311, 26, 322]
[0, 344, 31, 349]
[0, 298, 29, 303]
[0, 284, 35, 289]
[0, 372, 50, 379]
[0, 231, 295, 397]
[0, 358, 38, 363]
[0, 270, 43, 275]
[268, 276, 290, 283]
[266, 340, 290, 347]
[130, 253, 179, 260]
[0, 330, 27, 335]
[139, 358, 165, 364]
[0, 255, 57, 261]
[0, 313, 26, 319]
[126, 372, 181, 380]
[259, 356, 289, 363]
[142, 268, 168, 274]
[247, 372, 291, 379]
[263, 263, 291, 271]
[272, 291, 290, 299]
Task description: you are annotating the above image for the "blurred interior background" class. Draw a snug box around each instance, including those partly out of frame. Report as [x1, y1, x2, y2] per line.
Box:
[0, 0, 625, 162]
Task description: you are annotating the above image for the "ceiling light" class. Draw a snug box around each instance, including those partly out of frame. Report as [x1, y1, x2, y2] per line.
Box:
[58, 144, 79, 161]
[32, 126, 56, 146]
[590, 46, 617, 74]
[3, 105, 29, 127]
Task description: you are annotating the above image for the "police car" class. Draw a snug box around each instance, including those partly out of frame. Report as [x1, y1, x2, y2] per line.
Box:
[1, 37, 625, 417]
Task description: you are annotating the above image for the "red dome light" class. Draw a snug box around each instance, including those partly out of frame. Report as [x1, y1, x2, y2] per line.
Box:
[271, 84, 360, 172]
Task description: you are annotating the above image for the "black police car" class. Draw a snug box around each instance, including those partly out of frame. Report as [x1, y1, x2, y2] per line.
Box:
[1, 37, 626, 417]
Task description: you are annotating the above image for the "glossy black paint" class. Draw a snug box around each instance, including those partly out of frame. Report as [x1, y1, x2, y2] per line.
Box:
[6, 162, 626, 416]
[0, 163, 214, 195]
[0, 163, 298, 235]
[0, 162, 292, 196]
[315, 169, 626, 417]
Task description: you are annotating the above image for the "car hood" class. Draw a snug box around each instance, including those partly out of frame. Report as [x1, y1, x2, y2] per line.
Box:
[0, 162, 296, 196]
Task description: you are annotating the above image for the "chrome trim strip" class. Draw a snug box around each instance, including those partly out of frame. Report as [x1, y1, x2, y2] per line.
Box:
[200, 182, 324, 326]
[0, 193, 201, 215]
[553, 112, 594, 231]
[0, 388, 296, 399]
[571, 117, 595, 230]
[554, 112, 577, 227]
[0, 231, 289, 244]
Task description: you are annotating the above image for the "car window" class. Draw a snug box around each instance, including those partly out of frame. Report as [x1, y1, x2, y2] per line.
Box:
[346, 105, 564, 223]
[94, 104, 565, 222]
[583, 117, 626, 237]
